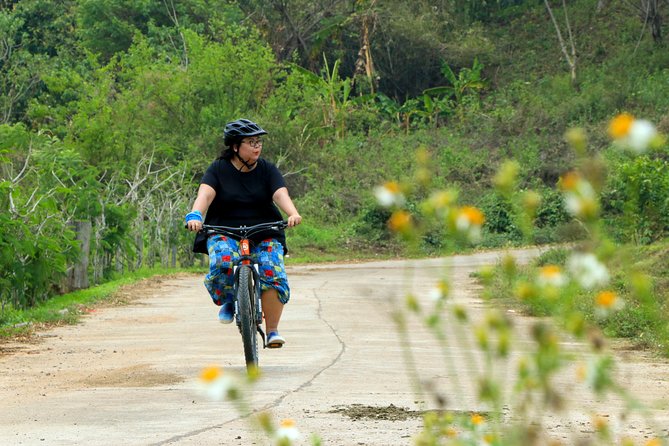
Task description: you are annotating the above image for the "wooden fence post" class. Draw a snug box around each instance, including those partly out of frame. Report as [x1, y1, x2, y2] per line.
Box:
[68, 220, 91, 290]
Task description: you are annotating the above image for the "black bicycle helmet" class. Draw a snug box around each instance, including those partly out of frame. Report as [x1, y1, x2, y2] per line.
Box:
[223, 118, 268, 146]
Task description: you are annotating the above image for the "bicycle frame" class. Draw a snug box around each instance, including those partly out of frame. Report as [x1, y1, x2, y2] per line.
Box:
[200, 220, 288, 369]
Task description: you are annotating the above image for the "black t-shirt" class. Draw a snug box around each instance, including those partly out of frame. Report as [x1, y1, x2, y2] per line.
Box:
[192, 158, 287, 254]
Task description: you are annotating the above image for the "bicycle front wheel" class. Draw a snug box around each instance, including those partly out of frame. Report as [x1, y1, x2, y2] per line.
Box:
[236, 265, 258, 372]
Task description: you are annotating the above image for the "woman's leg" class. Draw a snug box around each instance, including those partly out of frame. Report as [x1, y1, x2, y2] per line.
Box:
[255, 239, 290, 334]
[204, 235, 239, 305]
[262, 289, 284, 333]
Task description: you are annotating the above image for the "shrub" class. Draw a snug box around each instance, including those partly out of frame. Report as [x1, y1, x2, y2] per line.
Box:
[602, 153, 669, 244]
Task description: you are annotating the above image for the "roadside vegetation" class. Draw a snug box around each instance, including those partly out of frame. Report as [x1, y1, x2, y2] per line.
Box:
[488, 240, 669, 356]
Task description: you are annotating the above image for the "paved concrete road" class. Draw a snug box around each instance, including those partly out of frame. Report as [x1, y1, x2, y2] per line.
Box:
[1, 249, 668, 445]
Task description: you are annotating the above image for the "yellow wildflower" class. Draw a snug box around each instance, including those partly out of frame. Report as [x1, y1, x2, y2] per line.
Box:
[459, 206, 485, 226]
[594, 290, 624, 318]
[388, 210, 412, 233]
[537, 264, 567, 288]
[559, 171, 580, 191]
[595, 291, 617, 308]
[592, 415, 608, 431]
[558, 172, 599, 219]
[470, 413, 485, 426]
[454, 206, 485, 243]
[385, 181, 401, 193]
[275, 418, 301, 444]
[445, 427, 458, 437]
[197, 365, 236, 401]
[609, 113, 660, 153]
[608, 113, 634, 139]
[200, 365, 222, 382]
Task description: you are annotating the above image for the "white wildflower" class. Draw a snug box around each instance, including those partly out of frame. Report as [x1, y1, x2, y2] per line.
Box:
[567, 253, 610, 289]
[374, 182, 405, 208]
[627, 119, 658, 153]
[197, 366, 236, 401]
[274, 418, 301, 444]
[536, 265, 567, 288]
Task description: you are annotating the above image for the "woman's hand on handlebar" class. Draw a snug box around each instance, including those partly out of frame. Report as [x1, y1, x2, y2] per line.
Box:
[186, 220, 203, 232]
[287, 213, 302, 227]
[185, 210, 203, 232]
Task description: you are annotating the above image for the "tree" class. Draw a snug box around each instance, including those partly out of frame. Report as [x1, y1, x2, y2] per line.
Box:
[76, 0, 156, 61]
[635, 0, 662, 43]
[0, 11, 45, 124]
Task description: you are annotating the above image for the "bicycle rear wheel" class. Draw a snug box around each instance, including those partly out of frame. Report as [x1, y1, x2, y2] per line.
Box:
[236, 266, 258, 372]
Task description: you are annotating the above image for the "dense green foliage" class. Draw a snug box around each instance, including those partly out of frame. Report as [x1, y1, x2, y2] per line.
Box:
[2, 0, 669, 313]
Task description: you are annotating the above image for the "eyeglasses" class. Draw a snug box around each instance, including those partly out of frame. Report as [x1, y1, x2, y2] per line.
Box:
[243, 138, 263, 148]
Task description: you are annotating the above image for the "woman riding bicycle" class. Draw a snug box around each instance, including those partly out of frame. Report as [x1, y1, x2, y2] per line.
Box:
[185, 118, 302, 348]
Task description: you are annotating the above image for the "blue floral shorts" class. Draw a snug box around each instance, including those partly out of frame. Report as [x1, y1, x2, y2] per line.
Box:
[204, 235, 290, 306]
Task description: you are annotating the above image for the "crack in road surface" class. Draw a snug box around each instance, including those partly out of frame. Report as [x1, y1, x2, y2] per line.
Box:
[151, 288, 347, 445]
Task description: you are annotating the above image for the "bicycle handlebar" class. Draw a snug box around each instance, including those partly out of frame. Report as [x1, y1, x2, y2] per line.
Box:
[200, 220, 288, 238]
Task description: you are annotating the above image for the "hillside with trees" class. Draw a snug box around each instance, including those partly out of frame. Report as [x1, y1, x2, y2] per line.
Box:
[2, 0, 668, 314]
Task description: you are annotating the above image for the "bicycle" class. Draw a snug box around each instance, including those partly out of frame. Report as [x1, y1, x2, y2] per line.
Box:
[199, 220, 288, 373]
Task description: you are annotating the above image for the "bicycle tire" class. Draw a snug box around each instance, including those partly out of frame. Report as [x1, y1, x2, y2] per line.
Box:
[237, 265, 259, 371]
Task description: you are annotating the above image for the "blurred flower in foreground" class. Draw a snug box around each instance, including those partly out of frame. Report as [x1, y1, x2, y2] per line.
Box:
[522, 190, 542, 215]
[608, 113, 660, 154]
[594, 290, 624, 317]
[445, 426, 458, 437]
[429, 279, 450, 302]
[514, 280, 536, 301]
[455, 206, 485, 242]
[198, 365, 236, 401]
[493, 160, 519, 196]
[559, 171, 599, 220]
[536, 265, 567, 288]
[470, 413, 485, 428]
[274, 418, 301, 445]
[592, 413, 616, 439]
[423, 189, 457, 219]
[592, 414, 608, 431]
[388, 210, 413, 236]
[585, 355, 615, 394]
[565, 127, 588, 154]
[374, 181, 406, 207]
[567, 253, 610, 289]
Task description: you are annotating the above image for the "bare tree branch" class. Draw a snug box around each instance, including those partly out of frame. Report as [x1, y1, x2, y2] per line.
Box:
[11, 144, 31, 184]
[282, 167, 309, 177]
[544, 0, 577, 83]
[162, 0, 189, 68]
